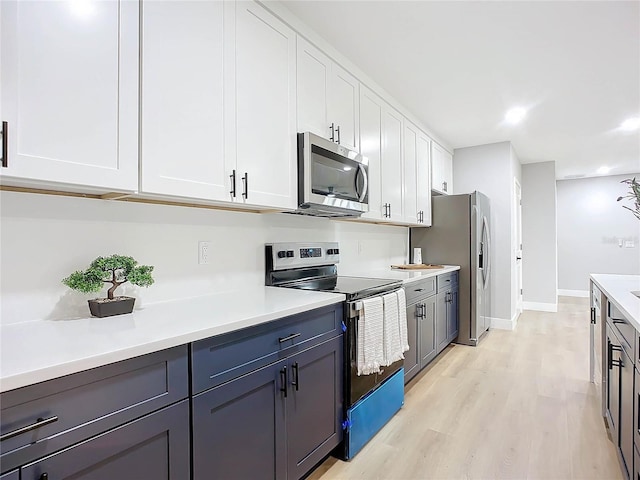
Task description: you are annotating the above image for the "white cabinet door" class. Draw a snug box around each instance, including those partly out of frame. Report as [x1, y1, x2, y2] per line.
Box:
[234, 1, 297, 209]
[297, 38, 358, 151]
[381, 105, 403, 222]
[403, 122, 419, 225]
[328, 64, 359, 152]
[297, 37, 330, 139]
[141, 0, 228, 201]
[0, 0, 138, 191]
[416, 132, 432, 226]
[431, 142, 452, 195]
[359, 86, 383, 220]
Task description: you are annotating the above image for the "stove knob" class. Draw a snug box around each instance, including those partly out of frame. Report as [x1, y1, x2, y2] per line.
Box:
[277, 251, 287, 259]
[327, 249, 334, 255]
[286, 250, 295, 258]
[335, 248, 340, 254]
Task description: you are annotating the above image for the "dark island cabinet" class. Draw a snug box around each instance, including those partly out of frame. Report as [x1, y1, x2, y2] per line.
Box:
[192, 335, 343, 480]
[21, 400, 190, 480]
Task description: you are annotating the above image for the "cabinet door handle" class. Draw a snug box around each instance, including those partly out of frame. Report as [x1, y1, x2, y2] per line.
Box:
[330, 123, 335, 142]
[1, 121, 7, 168]
[280, 366, 288, 397]
[291, 362, 299, 391]
[608, 341, 623, 370]
[40, 474, 48, 480]
[0, 415, 58, 441]
[229, 169, 236, 198]
[336, 125, 341, 144]
[278, 332, 301, 343]
[241, 172, 248, 199]
[443, 181, 447, 192]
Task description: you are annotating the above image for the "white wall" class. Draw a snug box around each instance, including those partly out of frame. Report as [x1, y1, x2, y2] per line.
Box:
[452, 141, 521, 327]
[0, 191, 408, 324]
[557, 174, 640, 294]
[521, 161, 557, 308]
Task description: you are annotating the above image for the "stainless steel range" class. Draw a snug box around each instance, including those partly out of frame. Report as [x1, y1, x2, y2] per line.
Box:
[265, 242, 405, 459]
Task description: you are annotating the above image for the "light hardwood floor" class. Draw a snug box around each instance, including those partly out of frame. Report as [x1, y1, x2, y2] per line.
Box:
[309, 296, 622, 480]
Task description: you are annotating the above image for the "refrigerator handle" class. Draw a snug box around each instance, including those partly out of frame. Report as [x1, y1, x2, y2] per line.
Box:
[482, 215, 491, 289]
[473, 205, 483, 270]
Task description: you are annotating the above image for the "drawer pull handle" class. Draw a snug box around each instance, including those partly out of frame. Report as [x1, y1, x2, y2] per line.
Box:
[612, 320, 626, 325]
[414, 288, 424, 292]
[1, 415, 58, 441]
[278, 333, 301, 343]
[40, 474, 48, 480]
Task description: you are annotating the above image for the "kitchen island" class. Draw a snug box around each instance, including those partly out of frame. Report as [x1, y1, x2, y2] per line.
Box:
[590, 274, 640, 480]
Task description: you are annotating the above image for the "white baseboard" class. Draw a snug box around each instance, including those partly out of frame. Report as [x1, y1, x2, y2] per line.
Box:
[523, 301, 558, 312]
[490, 316, 516, 331]
[557, 289, 589, 298]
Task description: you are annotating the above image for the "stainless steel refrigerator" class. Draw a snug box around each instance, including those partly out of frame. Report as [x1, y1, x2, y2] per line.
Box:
[410, 191, 491, 346]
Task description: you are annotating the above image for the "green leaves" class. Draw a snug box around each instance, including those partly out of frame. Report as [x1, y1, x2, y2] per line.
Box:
[63, 255, 155, 296]
[618, 177, 640, 220]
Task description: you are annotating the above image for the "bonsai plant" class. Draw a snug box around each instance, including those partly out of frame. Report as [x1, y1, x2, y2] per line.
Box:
[617, 177, 640, 220]
[63, 255, 155, 317]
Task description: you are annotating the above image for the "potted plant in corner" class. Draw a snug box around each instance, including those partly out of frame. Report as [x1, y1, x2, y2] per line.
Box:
[63, 255, 155, 317]
[617, 177, 640, 220]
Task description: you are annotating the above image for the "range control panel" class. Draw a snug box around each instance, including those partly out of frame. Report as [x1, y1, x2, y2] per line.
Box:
[267, 242, 340, 271]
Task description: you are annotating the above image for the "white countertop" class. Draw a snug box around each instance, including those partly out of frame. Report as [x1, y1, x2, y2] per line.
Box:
[0, 287, 345, 393]
[341, 265, 461, 284]
[590, 274, 640, 331]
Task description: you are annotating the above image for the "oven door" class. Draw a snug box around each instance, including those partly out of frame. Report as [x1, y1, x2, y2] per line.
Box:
[299, 132, 368, 213]
[346, 298, 404, 407]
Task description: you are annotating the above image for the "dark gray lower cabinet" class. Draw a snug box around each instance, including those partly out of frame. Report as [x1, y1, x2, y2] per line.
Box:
[404, 303, 420, 381]
[20, 400, 190, 480]
[419, 296, 437, 369]
[0, 471, 18, 480]
[620, 346, 634, 479]
[436, 291, 448, 352]
[192, 335, 343, 480]
[446, 287, 459, 343]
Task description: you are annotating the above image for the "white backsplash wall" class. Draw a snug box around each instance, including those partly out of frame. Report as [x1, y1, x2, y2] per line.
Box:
[0, 191, 408, 324]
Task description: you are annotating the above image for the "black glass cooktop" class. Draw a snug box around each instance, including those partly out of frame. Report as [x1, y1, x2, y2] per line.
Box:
[282, 275, 402, 301]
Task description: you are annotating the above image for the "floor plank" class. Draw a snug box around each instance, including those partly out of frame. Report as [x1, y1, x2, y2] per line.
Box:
[308, 297, 622, 480]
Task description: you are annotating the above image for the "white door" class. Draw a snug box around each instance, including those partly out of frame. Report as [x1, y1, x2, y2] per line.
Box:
[0, 0, 138, 191]
[515, 179, 523, 313]
[233, 1, 297, 209]
[416, 132, 432, 226]
[403, 121, 419, 224]
[381, 105, 403, 221]
[141, 0, 228, 201]
[296, 37, 330, 139]
[328, 64, 359, 152]
[359, 86, 382, 220]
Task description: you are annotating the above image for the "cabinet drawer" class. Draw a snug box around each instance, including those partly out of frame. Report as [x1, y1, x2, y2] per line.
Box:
[405, 277, 436, 305]
[608, 301, 636, 360]
[1, 346, 188, 473]
[20, 400, 190, 480]
[192, 303, 343, 394]
[437, 271, 458, 293]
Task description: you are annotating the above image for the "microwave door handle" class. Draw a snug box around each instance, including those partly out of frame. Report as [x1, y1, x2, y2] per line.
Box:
[356, 164, 368, 202]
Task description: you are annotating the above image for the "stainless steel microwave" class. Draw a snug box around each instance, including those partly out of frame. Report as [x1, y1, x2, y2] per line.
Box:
[296, 132, 369, 217]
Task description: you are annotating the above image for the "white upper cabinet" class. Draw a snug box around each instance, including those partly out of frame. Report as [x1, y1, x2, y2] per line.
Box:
[381, 104, 404, 222]
[359, 87, 383, 220]
[297, 37, 359, 151]
[141, 0, 228, 201]
[416, 132, 432, 226]
[403, 122, 419, 224]
[232, 2, 298, 208]
[431, 142, 453, 195]
[0, 0, 138, 191]
[232, 1, 297, 209]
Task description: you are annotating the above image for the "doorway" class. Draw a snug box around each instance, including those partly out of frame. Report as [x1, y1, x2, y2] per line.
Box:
[515, 179, 523, 314]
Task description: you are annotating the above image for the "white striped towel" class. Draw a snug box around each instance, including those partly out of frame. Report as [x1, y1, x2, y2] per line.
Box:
[357, 296, 384, 375]
[382, 292, 404, 365]
[397, 288, 409, 353]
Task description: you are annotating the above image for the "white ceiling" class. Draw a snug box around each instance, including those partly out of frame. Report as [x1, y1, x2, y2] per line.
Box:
[280, 0, 640, 179]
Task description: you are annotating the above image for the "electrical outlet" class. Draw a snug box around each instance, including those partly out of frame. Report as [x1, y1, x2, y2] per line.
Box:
[198, 241, 212, 265]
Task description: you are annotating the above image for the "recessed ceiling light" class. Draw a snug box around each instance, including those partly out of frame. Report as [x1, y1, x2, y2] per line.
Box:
[620, 117, 640, 131]
[505, 107, 527, 125]
[596, 166, 611, 175]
